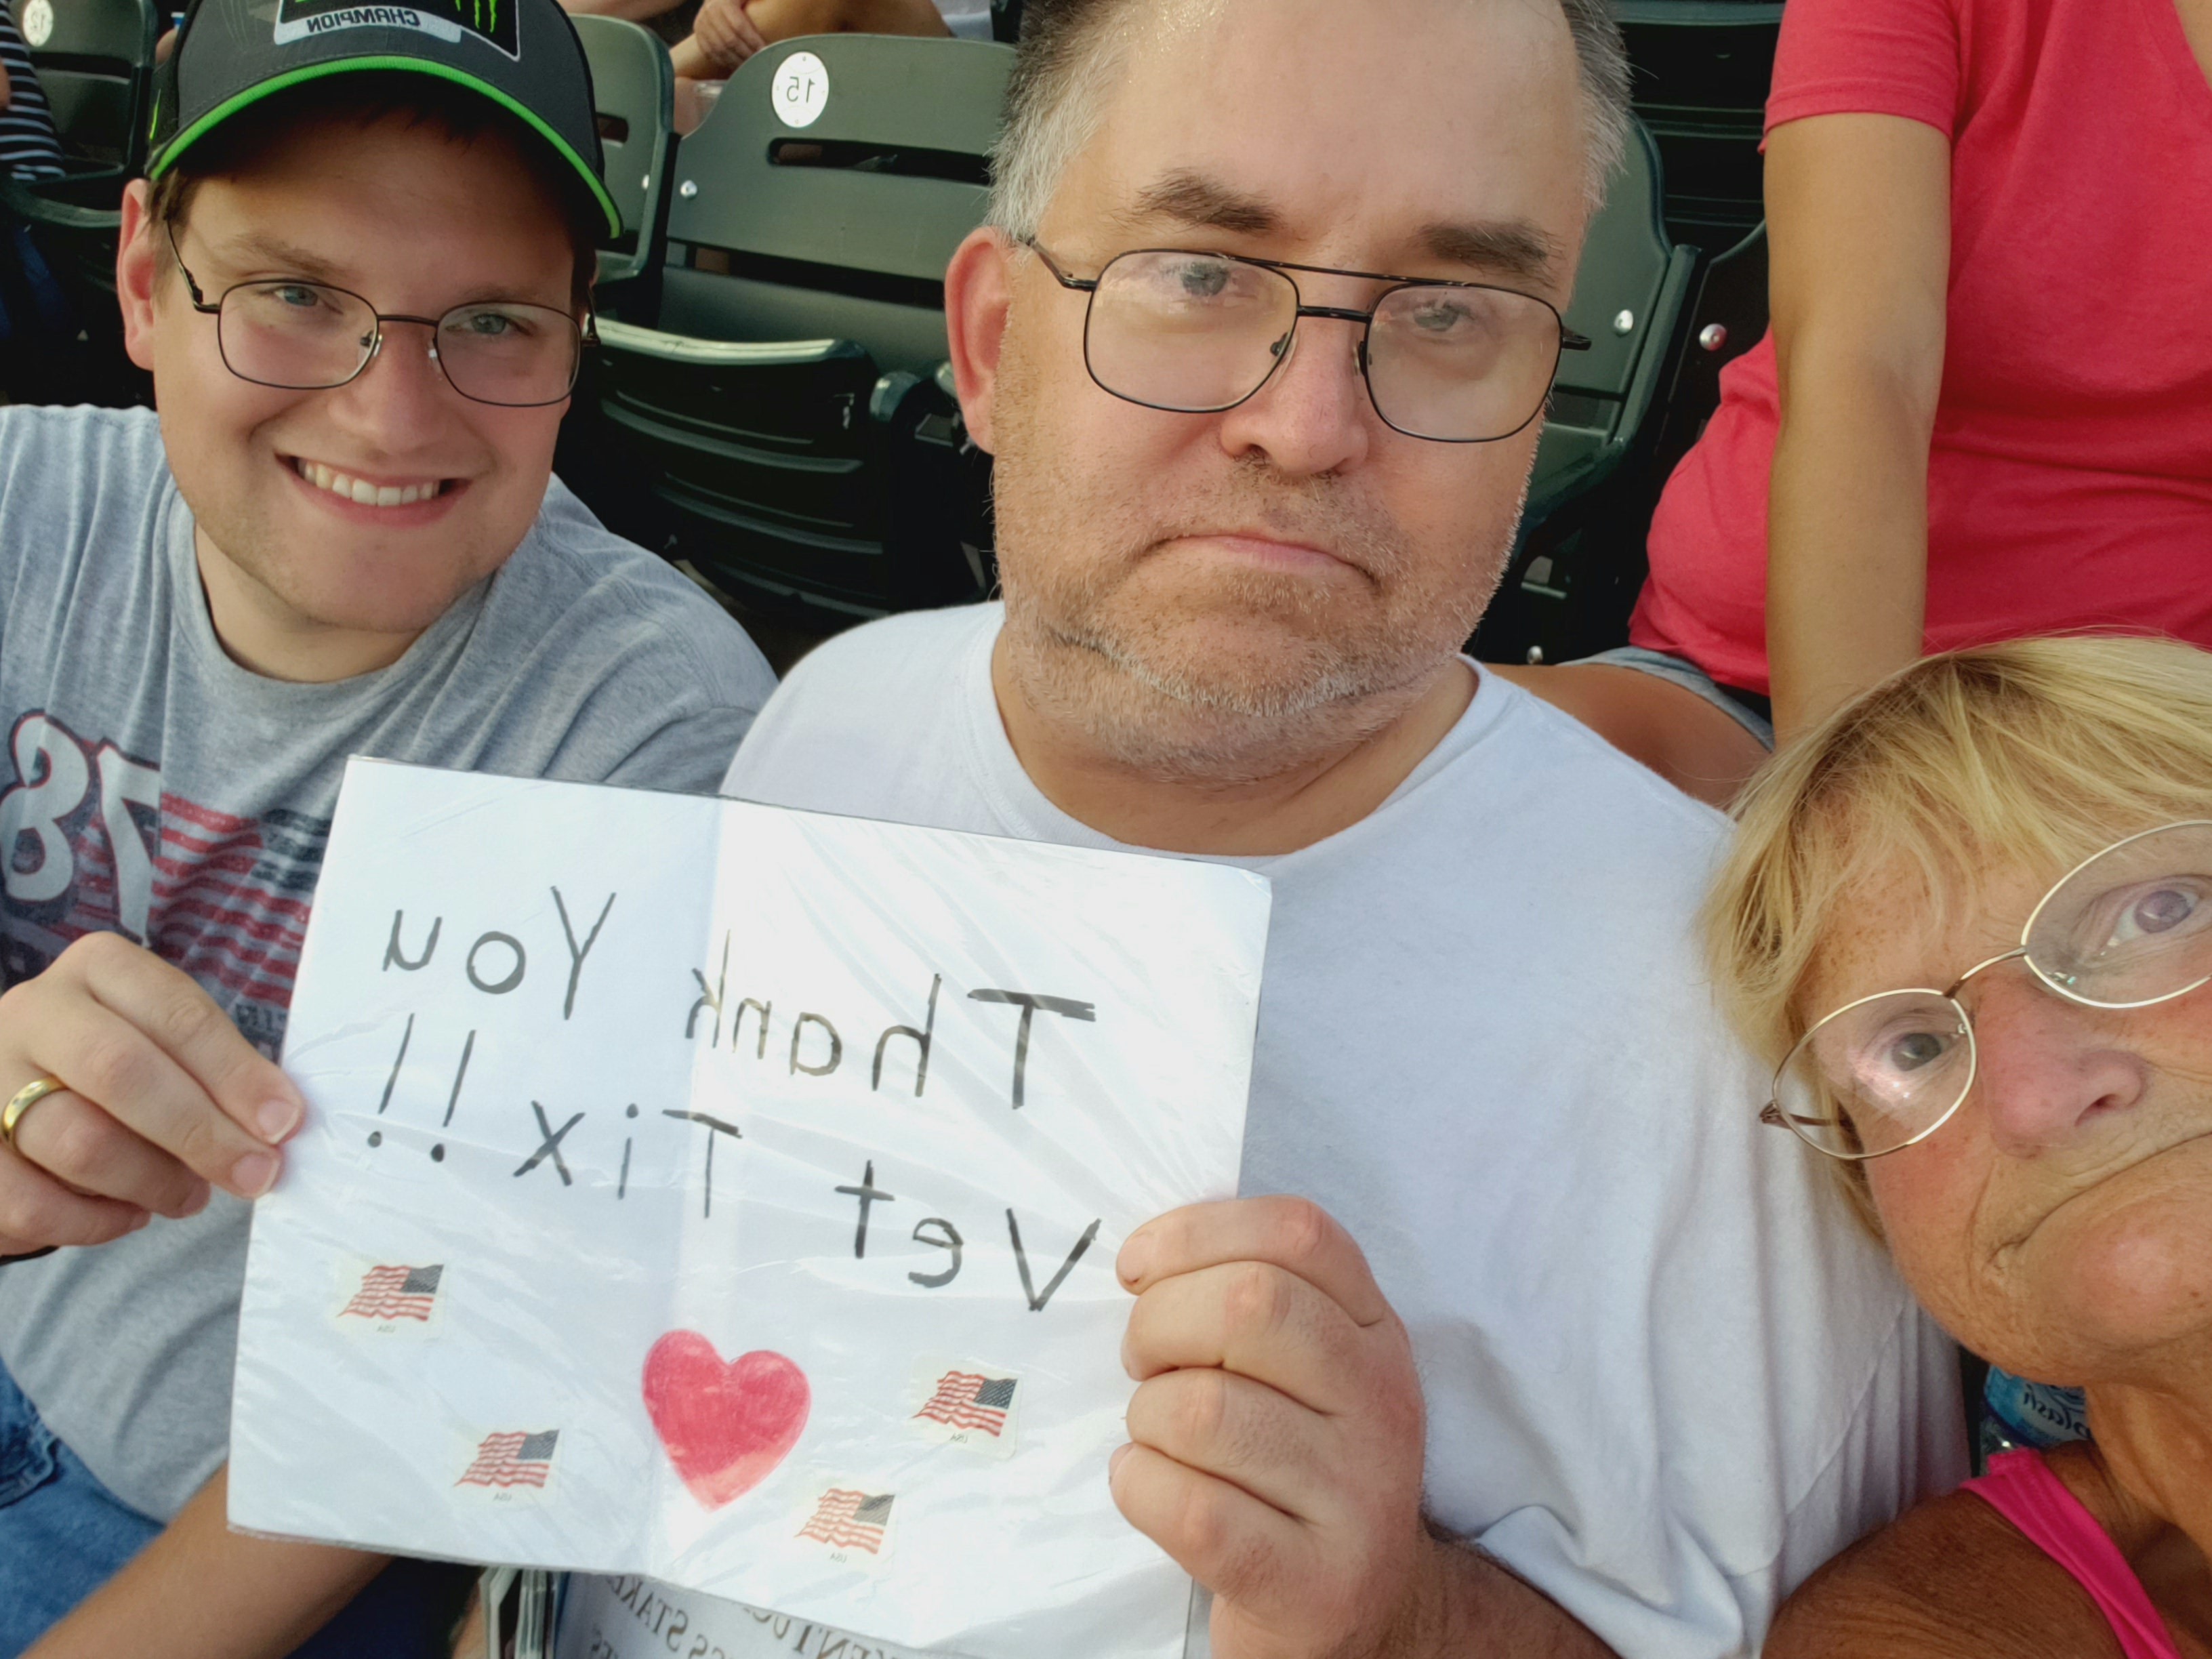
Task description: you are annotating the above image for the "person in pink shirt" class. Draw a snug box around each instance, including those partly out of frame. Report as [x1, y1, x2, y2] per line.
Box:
[1706, 635, 2212, 1658]
[1507, 0, 2212, 806]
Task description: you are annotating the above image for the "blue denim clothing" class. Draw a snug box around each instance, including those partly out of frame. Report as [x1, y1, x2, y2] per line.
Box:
[1566, 644, 1777, 747]
[0, 1355, 163, 1654]
[0, 1359, 470, 1658]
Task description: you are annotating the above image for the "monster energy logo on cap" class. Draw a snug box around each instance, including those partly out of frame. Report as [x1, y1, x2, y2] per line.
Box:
[272, 0, 519, 59]
[150, 0, 618, 236]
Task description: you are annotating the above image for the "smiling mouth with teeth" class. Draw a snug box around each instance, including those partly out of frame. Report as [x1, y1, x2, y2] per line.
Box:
[291, 457, 453, 508]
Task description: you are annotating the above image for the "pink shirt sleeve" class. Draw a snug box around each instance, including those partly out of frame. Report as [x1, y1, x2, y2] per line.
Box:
[1764, 0, 1962, 139]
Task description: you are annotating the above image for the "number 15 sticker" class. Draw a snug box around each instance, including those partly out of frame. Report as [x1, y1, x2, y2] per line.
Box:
[772, 52, 830, 128]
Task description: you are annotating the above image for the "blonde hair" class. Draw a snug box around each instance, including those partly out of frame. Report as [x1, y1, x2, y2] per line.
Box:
[1705, 635, 2212, 1223]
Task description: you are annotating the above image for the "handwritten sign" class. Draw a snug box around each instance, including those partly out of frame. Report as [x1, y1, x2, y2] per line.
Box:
[227, 761, 1269, 1659]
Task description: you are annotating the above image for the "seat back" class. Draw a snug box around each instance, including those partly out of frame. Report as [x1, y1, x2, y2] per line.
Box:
[1644, 219, 1765, 508]
[572, 14, 673, 287]
[1616, 0, 1782, 248]
[1472, 115, 1700, 665]
[1523, 118, 1698, 529]
[10, 0, 159, 171]
[656, 33, 1008, 374]
[0, 0, 157, 405]
[573, 35, 1012, 621]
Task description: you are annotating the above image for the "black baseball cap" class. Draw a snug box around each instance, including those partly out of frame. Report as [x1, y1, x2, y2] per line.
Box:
[146, 0, 620, 237]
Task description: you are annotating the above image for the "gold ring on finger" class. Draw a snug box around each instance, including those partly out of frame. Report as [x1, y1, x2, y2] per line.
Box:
[1, 1076, 68, 1151]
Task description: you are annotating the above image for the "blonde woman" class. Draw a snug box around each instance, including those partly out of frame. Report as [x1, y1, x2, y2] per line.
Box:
[1706, 636, 2212, 1657]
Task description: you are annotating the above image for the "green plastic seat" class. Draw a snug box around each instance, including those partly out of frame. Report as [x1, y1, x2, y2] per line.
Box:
[577, 49, 1708, 647]
[1616, 0, 1782, 249]
[1525, 119, 1699, 528]
[655, 31, 1006, 371]
[1, 0, 160, 256]
[571, 14, 673, 287]
[581, 33, 1012, 621]
[10, 0, 159, 173]
[0, 0, 159, 403]
[1471, 116, 1702, 666]
[1612, 2, 1780, 468]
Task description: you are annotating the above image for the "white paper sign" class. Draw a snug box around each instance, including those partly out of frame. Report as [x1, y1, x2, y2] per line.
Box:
[228, 761, 1269, 1659]
[554, 1571, 1216, 1659]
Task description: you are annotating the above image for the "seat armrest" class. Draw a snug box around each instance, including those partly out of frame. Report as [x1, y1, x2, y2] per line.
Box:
[594, 318, 861, 367]
[0, 174, 123, 234]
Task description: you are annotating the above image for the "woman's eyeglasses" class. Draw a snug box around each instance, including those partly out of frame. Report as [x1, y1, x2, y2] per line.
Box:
[1765, 821, 2212, 1161]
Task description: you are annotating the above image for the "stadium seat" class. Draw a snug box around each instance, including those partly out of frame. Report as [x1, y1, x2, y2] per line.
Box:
[562, 47, 1746, 649]
[571, 14, 674, 287]
[569, 33, 1010, 621]
[1643, 220, 1767, 504]
[0, 0, 159, 405]
[1469, 116, 1702, 668]
[1458, 5, 1782, 663]
[9, 0, 159, 173]
[1616, 0, 1782, 249]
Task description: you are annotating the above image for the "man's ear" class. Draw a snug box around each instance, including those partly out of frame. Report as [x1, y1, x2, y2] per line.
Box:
[116, 180, 165, 373]
[943, 226, 1016, 456]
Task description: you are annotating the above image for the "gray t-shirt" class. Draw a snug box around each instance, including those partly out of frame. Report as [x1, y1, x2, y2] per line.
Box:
[0, 405, 777, 1520]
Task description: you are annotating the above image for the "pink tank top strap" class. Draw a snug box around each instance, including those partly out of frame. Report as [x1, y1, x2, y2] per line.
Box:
[1961, 1449, 2183, 1659]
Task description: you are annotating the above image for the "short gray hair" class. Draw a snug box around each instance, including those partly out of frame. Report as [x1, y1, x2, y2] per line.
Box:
[987, 0, 1633, 241]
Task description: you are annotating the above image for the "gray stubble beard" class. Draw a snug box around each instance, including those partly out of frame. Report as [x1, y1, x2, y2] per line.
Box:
[991, 457, 1521, 791]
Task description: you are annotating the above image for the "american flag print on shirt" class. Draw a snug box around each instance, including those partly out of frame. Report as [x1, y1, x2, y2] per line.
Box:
[796, 1489, 894, 1555]
[457, 1431, 558, 1490]
[0, 712, 329, 1057]
[914, 1370, 1017, 1436]
[340, 1264, 443, 1323]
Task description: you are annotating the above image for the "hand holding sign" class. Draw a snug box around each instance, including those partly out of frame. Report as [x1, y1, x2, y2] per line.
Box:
[0, 933, 302, 1252]
[228, 762, 1269, 1659]
[1113, 1197, 1435, 1659]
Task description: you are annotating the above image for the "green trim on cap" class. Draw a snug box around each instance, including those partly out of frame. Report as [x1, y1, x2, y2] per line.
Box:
[148, 57, 621, 237]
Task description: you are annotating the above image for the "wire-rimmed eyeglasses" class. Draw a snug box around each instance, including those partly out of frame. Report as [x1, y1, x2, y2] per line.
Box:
[1025, 241, 1588, 444]
[167, 226, 594, 409]
[1764, 821, 2212, 1161]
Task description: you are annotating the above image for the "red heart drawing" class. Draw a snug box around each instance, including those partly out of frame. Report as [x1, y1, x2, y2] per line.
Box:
[642, 1332, 811, 1509]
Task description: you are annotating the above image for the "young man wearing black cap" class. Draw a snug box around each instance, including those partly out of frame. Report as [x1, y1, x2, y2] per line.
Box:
[0, 2, 775, 1652]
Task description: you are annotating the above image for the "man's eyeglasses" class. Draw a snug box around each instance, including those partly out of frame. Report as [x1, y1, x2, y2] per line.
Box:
[1765, 821, 2212, 1161]
[167, 227, 594, 409]
[1025, 241, 1589, 445]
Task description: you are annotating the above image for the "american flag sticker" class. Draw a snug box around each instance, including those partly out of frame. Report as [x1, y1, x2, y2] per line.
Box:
[457, 1430, 558, 1500]
[794, 1486, 896, 1565]
[907, 1359, 1020, 1458]
[333, 1261, 445, 1336]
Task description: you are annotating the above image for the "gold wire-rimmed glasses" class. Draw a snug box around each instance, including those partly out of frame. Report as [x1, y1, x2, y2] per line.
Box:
[1764, 821, 2212, 1161]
